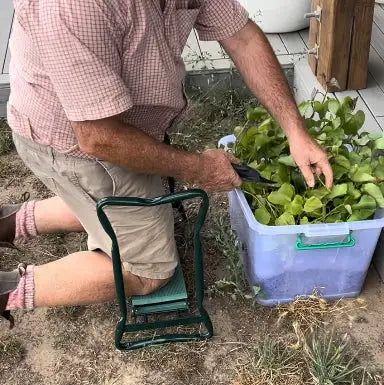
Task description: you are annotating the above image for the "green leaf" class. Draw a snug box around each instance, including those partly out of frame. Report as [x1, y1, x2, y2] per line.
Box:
[234, 126, 244, 138]
[360, 147, 372, 159]
[352, 195, 377, 210]
[340, 96, 357, 115]
[300, 217, 309, 225]
[328, 99, 340, 115]
[313, 101, 326, 118]
[344, 205, 353, 215]
[260, 165, 273, 180]
[347, 182, 362, 200]
[275, 212, 295, 226]
[305, 119, 318, 130]
[267, 183, 295, 205]
[291, 170, 307, 192]
[328, 184, 348, 199]
[253, 134, 270, 149]
[337, 146, 350, 158]
[374, 136, 384, 150]
[332, 117, 342, 129]
[308, 187, 330, 200]
[238, 126, 257, 148]
[334, 155, 350, 170]
[374, 164, 384, 180]
[254, 207, 271, 225]
[285, 195, 304, 216]
[350, 171, 375, 183]
[298, 101, 313, 118]
[325, 214, 343, 223]
[353, 134, 370, 146]
[369, 132, 383, 140]
[344, 111, 365, 135]
[316, 132, 327, 141]
[303, 196, 323, 213]
[361, 183, 384, 208]
[359, 164, 373, 174]
[348, 209, 376, 222]
[275, 164, 290, 185]
[247, 107, 268, 122]
[349, 152, 362, 165]
[332, 164, 348, 180]
[248, 160, 259, 170]
[307, 208, 323, 218]
[278, 155, 296, 167]
[267, 142, 287, 157]
[257, 118, 273, 132]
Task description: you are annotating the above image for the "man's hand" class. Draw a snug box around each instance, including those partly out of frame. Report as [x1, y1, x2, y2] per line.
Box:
[192, 150, 242, 192]
[288, 131, 333, 189]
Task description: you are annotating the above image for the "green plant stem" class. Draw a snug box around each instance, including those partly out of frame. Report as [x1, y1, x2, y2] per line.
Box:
[309, 203, 345, 224]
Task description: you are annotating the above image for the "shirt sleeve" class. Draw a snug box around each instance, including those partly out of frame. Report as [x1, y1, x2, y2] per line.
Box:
[37, 0, 132, 122]
[195, 0, 249, 42]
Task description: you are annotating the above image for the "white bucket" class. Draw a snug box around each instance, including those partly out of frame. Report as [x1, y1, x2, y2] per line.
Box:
[238, 0, 312, 33]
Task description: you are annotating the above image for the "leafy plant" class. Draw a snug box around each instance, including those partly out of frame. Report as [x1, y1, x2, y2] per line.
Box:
[304, 330, 363, 385]
[227, 96, 384, 225]
[206, 213, 248, 298]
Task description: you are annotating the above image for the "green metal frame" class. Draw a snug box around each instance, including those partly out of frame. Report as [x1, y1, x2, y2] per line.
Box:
[96, 189, 213, 351]
[296, 232, 356, 250]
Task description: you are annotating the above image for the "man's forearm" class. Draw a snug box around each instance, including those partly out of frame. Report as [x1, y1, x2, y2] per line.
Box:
[220, 20, 306, 138]
[72, 118, 200, 181]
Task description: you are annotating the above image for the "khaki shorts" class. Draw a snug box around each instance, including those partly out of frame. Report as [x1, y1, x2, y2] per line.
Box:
[13, 134, 178, 280]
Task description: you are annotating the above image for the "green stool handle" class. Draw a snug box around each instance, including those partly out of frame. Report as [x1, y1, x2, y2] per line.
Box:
[296, 232, 355, 250]
[96, 189, 213, 350]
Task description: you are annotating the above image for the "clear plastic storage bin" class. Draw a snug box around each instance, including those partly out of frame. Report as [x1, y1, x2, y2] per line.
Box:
[220, 135, 384, 306]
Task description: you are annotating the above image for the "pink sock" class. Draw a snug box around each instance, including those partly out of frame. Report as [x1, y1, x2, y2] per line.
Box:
[6, 265, 35, 311]
[15, 201, 37, 240]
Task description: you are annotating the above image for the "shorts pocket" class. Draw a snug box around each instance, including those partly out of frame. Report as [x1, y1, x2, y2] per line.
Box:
[72, 158, 115, 204]
[73, 159, 164, 221]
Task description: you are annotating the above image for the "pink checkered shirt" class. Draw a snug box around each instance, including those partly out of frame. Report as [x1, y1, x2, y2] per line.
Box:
[8, 0, 248, 157]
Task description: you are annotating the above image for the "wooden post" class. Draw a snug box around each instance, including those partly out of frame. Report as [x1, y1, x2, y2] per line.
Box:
[308, 0, 375, 92]
[348, 0, 375, 89]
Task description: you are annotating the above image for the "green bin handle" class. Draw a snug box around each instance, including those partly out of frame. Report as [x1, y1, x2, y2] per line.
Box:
[296, 232, 355, 250]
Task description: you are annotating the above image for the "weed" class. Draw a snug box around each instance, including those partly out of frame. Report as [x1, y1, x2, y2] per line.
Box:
[233, 335, 305, 385]
[233, 330, 382, 385]
[170, 88, 257, 152]
[206, 213, 248, 298]
[304, 329, 363, 384]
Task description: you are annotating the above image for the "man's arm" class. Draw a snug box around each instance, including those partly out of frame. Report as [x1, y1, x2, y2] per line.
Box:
[220, 20, 333, 188]
[72, 118, 242, 192]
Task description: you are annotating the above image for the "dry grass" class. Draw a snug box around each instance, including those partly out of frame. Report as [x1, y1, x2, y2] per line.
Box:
[232, 329, 383, 385]
[0, 119, 14, 156]
[232, 336, 305, 385]
[276, 292, 367, 334]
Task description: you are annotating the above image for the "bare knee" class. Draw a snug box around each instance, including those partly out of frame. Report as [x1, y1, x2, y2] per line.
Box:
[123, 273, 172, 296]
[138, 277, 171, 296]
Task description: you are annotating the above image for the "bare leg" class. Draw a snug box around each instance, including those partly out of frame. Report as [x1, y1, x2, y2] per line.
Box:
[16, 197, 168, 307]
[34, 196, 84, 234]
[34, 251, 168, 307]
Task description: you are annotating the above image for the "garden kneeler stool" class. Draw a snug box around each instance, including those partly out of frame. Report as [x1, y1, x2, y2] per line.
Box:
[96, 189, 213, 351]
